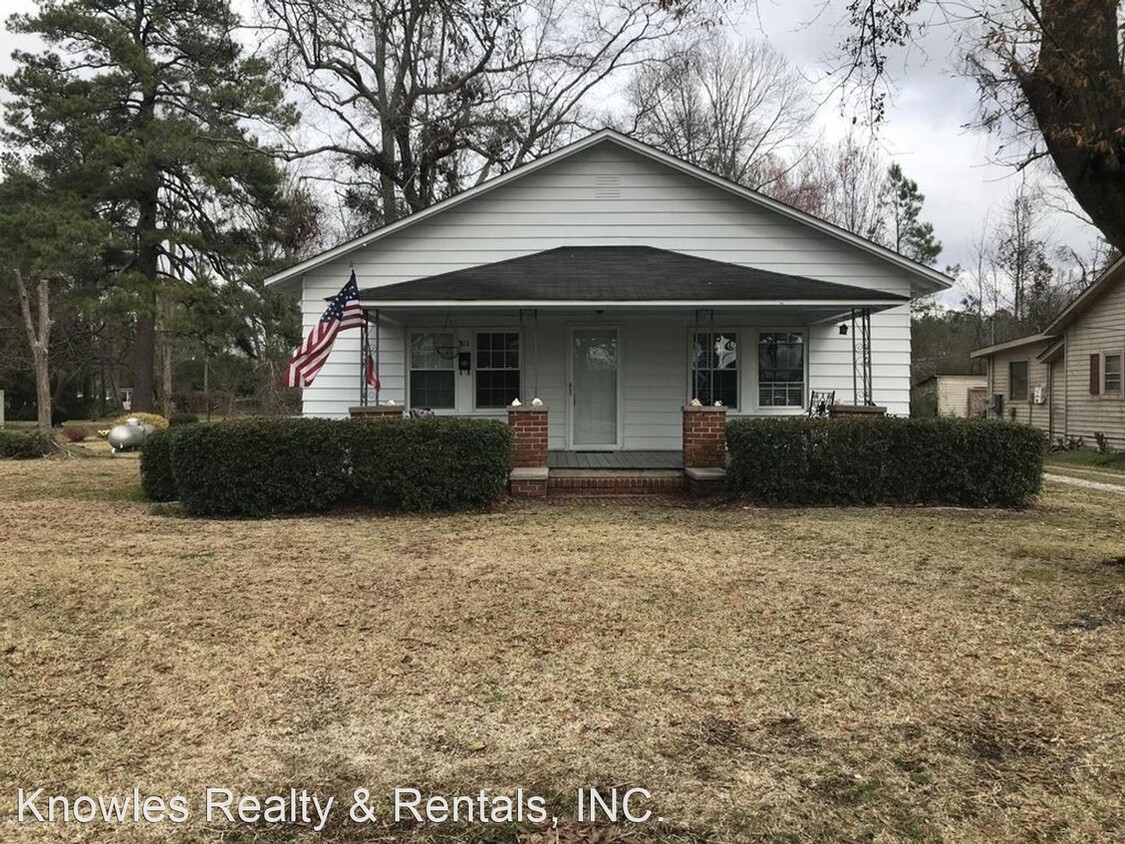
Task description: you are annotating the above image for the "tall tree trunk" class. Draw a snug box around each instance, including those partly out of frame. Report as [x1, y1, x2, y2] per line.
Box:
[161, 330, 173, 419]
[1021, 0, 1125, 252]
[15, 270, 53, 434]
[132, 185, 160, 412]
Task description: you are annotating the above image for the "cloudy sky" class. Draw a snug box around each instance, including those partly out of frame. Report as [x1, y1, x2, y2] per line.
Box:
[734, 3, 1099, 276]
[0, 0, 1102, 294]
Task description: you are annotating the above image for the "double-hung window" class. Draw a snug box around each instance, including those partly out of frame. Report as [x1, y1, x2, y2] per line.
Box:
[476, 332, 520, 408]
[409, 332, 455, 409]
[1105, 353, 1123, 396]
[693, 332, 738, 407]
[757, 332, 805, 408]
[1009, 360, 1029, 402]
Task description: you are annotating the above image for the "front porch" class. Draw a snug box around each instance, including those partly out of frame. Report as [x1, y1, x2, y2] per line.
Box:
[348, 246, 906, 450]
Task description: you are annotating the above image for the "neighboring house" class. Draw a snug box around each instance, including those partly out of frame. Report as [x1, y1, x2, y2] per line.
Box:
[267, 130, 950, 454]
[912, 374, 988, 418]
[972, 257, 1125, 449]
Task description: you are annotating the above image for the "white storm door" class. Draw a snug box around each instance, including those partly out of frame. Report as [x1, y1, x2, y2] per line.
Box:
[570, 328, 620, 449]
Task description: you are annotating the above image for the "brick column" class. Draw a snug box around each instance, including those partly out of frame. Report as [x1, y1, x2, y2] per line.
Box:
[508, 406, 549, 467]
[349, 405, 404, 422]
[508, 405, 549, 498]
[682, 405, 728, 469]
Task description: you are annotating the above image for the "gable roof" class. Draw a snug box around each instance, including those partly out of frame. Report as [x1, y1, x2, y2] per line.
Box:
[1042, 254, 1125, 335]
[971, 255, 1125, 360]
[265, 129, 953, 294]
[970, 333, 1053, 358]
[356, 246, 911, 305]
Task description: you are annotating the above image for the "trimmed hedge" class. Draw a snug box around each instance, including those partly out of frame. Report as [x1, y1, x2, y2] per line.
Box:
[726, 417, 1047, 507]
[167, 417, 512, 517]
[139, 429, 180, 502]
[0, 428, 55, 459]
[350, 418, 513, 512]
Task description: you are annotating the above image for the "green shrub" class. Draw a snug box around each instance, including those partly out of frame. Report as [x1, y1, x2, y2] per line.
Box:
[168, 417, 512, 517]
[350, 418, 512, 512]
[140, 429, 180, 502]
[171, 418, 355, 517]
[726, 417, 1047, 507]
[0, 428, 54, 459]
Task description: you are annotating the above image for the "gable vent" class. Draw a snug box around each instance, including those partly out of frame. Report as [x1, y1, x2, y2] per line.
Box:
[593, 174, 622, 199]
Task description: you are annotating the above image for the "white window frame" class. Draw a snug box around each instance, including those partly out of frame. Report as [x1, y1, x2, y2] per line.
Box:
[1009, 359, 1030, 403]
[1102, 350, 1124, 398]
[688, 329, 741, 411]
[473, 329, 523, 411]
[407, 330, 457, 410]
[753, 329, 809, 413]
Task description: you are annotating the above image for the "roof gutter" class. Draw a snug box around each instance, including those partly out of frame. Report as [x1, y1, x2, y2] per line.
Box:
[356, 299, 907, 309]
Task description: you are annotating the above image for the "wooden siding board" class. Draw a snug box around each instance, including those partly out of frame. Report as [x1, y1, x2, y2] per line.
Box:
[1062, 278, 1125, 447]
[299, 143, 916, 426]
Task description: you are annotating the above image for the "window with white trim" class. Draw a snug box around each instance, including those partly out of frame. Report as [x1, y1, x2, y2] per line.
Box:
[1009, 360, 1029, 402]
[409, 332, 455, 409]
[693, 332, 738, 407]
[475, 332, 520, 408]
[758, 332, 805, 408]
[1105, 353, 1123, 396]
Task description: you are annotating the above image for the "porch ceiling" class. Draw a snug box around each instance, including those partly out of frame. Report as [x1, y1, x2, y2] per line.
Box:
[356, 246, 910, 307]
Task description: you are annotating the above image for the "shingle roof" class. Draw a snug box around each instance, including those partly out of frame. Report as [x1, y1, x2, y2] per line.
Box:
[356, 246, 910, 303]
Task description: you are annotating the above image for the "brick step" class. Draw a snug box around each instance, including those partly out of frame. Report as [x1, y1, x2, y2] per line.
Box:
[547, 470, 685, 496]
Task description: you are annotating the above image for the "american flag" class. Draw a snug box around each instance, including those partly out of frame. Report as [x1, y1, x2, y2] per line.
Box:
[285, 272, 366, 388]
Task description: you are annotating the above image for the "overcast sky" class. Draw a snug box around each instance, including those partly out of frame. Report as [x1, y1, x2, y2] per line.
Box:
[734, 3, 1099, 276]
[0, 0, 1102, 296]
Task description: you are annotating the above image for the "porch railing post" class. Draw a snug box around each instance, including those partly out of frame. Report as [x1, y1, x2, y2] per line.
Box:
[374, 308, 381, 405]
[360, 313, 369, 407]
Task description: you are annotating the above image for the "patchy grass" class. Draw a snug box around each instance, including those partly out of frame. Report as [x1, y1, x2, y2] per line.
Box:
[1, 462, 1124, 843]
[1047, 450, 1125, 483]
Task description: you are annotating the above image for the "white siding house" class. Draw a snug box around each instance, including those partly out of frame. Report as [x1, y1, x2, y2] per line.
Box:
[268, 131, 951, 452]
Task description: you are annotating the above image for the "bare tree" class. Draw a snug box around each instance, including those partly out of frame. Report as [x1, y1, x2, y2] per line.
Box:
[994, 178, 1055, 325]
[823, 0, 1125, 254]
[259, 0, 696, 229]
[14, 270, 52, 433]
[622, 35, 815, 187]
[765, 131, 890, 240]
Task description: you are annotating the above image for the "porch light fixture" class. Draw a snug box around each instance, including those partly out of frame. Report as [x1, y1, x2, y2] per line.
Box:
[839, 323, 849, 335]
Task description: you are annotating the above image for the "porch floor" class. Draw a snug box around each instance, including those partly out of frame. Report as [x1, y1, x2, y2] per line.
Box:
[547, 450, 683, 470]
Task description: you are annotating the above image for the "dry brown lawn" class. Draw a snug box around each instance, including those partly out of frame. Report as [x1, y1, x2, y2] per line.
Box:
[1, 458, 1124, 843]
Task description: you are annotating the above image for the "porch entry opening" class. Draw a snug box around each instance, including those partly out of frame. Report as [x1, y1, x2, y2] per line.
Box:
[570, 327, 620, 449]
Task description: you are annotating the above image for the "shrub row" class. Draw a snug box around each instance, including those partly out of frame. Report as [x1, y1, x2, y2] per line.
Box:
[141, 417, 512, 517]
[139, 429, 180, 502]
[0, 428, 55, 459]
[726, 417, 1047, 507]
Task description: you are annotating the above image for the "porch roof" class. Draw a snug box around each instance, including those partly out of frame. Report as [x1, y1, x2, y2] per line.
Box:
[356, 246, 910, 307]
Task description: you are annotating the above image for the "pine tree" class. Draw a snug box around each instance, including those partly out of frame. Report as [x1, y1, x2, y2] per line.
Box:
[883, 164, 942, 266]
[2, 0, 296, 411]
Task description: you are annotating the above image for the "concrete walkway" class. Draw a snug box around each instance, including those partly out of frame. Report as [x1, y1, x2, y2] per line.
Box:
[1045, 473, 1125, 494]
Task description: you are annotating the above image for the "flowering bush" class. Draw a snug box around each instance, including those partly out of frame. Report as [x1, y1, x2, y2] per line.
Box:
[114, 412, 169, 430]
